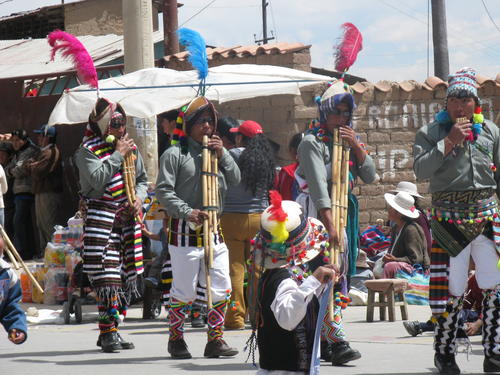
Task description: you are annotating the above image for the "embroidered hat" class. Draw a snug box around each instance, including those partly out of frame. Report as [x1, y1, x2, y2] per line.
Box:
[447, 67, 478, 99]
[318, 79, 356, 124]
[384, 192, 419, 219]
[88, 97, 125, 137]
[229, 120, 263, 138]
[252, 191, 329, 269]
[389, 181, 423, 198]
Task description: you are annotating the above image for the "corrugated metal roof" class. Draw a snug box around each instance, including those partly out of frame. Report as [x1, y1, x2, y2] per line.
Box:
[0, 30, 164, 80]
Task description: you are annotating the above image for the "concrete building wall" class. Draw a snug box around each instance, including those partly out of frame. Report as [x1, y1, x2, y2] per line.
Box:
[64, 0, 159, 36]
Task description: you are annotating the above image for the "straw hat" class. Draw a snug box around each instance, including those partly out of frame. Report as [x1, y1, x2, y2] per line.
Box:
[384, 192, 419, 219]
[389, 181, 423, 198]
[252, 193, 328, 269]
[356, 249, 370, 269]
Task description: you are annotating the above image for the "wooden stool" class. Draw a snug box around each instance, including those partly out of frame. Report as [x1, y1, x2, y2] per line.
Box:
[365, 279, 409, 322]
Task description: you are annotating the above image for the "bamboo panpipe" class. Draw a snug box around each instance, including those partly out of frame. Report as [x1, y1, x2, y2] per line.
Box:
[123, 150, 142, 224]
[202, 135, 219, 309]
[0, 225, 44, 294]
[328, 128, 351, 320]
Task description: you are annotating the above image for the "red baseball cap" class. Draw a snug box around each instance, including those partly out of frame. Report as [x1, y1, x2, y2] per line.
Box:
[229, 120, 263, 138]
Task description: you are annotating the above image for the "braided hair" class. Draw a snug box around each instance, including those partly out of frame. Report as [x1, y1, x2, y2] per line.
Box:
[239, 134, 275, 195]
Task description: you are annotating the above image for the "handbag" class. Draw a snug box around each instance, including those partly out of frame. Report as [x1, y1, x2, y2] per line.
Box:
[395, 265, 430, 305]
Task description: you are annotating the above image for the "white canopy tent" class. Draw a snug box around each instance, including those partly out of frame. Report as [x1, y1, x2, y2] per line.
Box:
[48, 64, 332, 125]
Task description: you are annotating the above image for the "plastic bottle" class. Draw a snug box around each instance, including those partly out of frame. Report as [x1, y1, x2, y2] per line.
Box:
[31, 265, 47, 304]
[20, 269, 32, 303]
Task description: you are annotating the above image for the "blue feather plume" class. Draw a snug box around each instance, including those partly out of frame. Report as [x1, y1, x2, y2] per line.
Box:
[178, 28, 208, 81]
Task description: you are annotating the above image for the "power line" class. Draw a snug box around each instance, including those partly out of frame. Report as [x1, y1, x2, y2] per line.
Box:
[0, 0, 13, 5]
[179, 0, 217, 27]
[481, 0, 500, 34]
[269, 0, 277, 42]
[377, 0, 500, 59]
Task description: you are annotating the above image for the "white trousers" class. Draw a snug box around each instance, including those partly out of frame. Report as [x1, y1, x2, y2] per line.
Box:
[169, 242, 231, 303]
[449, 234, 500, 296]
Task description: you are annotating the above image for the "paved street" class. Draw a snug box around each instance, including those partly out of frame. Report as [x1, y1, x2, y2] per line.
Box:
[0, 303, 486, 375]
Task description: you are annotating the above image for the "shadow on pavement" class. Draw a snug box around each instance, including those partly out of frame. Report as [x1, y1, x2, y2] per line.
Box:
[14, 356, 169, 365]
[172, 362, 255, 371]
[0, 349, 97, 358]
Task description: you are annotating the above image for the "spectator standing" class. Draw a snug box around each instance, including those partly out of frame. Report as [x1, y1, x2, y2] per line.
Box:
[157, 109, 179, 157]
[221, 120, 275, 330]
[0, 143, 14, 238]
[274, 132, 303, 201]
[5, 130, 39, 260]
[26, 125, 63, 258]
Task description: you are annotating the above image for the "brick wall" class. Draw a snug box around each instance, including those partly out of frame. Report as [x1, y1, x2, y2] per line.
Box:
[220, 78, 500, 227]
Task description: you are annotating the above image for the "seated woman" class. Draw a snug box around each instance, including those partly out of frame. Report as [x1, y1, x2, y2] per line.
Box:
[382, 191, 430, 278]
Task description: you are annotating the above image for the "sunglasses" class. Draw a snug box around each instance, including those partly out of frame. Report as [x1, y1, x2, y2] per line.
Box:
[330, 108, 352, 117]
[110, 118, 126, 129]
[194, 117, 215, 126]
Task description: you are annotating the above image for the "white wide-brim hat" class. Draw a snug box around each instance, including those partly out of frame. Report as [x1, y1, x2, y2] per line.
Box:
[389, 181, 423, 198]
[384, 192, 419, 219]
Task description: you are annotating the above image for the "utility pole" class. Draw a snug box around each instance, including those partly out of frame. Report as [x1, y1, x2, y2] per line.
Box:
[431, 0, 449, 80]
[254, 0, 274, 45]
[122, 0, 157, 182]
[163, 0, 179, 55]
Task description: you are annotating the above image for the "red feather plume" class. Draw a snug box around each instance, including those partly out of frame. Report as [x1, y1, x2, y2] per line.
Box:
[48, 30, 98, 89]
[268, 190, 288, 222]
[334, 22, 363, 73]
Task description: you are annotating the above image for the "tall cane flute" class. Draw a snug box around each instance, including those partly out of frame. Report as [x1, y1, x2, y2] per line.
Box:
[329, 128, 350, 320]
[202, 135, 218, 309]
[123, 142, 142, 224]
[0, 225, 44, 294]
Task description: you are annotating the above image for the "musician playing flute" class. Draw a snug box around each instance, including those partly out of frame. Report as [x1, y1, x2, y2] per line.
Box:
[296, 80, 376, 366]
[155, 96, 240, 359]
[74, 98, 147, 353]
[414, 68, 500, 374]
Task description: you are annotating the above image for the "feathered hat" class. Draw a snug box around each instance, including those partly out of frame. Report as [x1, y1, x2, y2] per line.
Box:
[317, 23, 363, 124]
[171, 28, 217, 152]
[48, 31, 124, 141]
[252, 190, 329, 269]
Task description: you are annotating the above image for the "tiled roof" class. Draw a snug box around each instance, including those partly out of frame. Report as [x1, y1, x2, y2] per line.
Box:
[164, 42, 311, 62]
[350, 74, 500, 94]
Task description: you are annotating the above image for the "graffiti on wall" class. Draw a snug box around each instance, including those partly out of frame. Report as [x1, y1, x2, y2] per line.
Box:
[366, 98, 494, 130]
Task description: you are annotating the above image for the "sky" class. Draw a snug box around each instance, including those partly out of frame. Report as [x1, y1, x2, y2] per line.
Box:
[1, 0, 499, 83]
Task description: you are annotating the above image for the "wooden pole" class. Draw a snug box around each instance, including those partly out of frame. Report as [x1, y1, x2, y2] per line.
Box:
[0, 225, 43, 294]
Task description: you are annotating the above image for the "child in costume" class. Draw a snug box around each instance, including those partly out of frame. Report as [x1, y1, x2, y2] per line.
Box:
[250, 190, 337, 374]
[0, 235, 27, 345]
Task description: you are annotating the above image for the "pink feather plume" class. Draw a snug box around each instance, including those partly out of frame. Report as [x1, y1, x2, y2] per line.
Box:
[334, 22, 363, 73]
[48, 30, 98, 89]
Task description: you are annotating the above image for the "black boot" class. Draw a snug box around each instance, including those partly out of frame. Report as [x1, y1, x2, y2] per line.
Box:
[100, 331, 121, 353]
[484, 355, 500, 373]
[168, 338, 192, 359]
[434, 353, 460, 375]
[320, 340, 333, 361]
[403, 321, 423, 337]
[204, 338, 238, 358]
[191, 309, 206, 328]
[331, 341, 361, 366]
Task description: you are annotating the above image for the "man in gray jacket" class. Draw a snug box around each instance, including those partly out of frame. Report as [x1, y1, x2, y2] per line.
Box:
[297, 80, 377, 366]
[75, 98, 147, 353]
[156, 97, 241, 359]
[414, 68, 500, 374]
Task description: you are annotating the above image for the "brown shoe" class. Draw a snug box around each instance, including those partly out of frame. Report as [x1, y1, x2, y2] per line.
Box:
[168, 338, 192, 359]
[203, 338, 238, 358]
